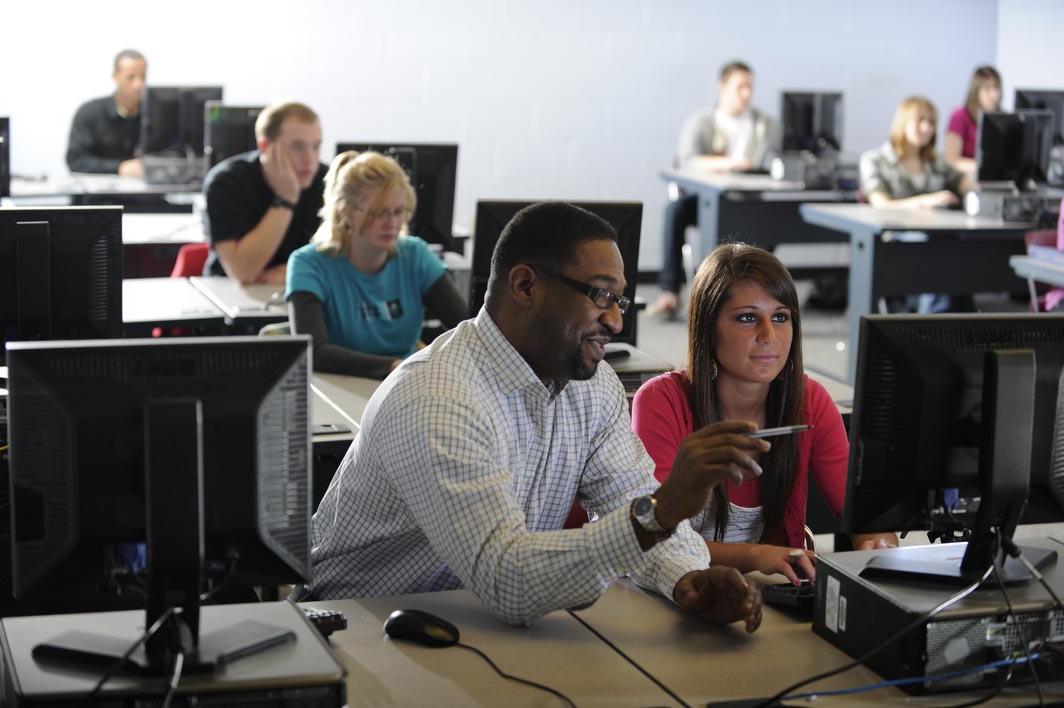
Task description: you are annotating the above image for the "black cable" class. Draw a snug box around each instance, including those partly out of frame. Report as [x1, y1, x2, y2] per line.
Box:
[455, 641, 578, 708]
[160, 650, 185, 708]
[993, 544, 1045, 708]
[88, 606, 175, 698]
[939, 664, 1014, 708]
[752, 564, 994, 708]
[199, 549, 240, 603]
[567, 609, 692, 708]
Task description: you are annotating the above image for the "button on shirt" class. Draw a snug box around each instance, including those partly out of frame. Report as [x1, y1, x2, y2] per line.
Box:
[310, 308, 710, 625]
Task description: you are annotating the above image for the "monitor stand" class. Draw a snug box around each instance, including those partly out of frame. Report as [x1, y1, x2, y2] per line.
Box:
[860, 541, 1058, 586]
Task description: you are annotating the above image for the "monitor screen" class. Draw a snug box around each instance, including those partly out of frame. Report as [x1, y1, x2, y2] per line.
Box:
[6, 336, 313, 599]
[781, 92, 843, 154]
[469, 200, 642, 347]
[204, 102, 263, 167]
[0, 116, 9, 198]
[842, 314, 1064, 580]
[141, 85, 224, 155]
[0, 206, 122, 354]
[977, 110, 1054, 187]
[1015, 89, 1064, 145]
[335, 142, 458, 250]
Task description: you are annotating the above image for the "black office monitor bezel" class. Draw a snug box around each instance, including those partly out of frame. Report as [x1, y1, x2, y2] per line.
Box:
[335, 142, 458, 251]
[0, 206, 123, 355]
[1015, 89, 1064, 145]
[781, 91, 844, 154]
[469, 200, 642, 347]
[141, 85, 224, 156]
[842, 313, 1064, 536]
[204, 102, 264, 167]
[977, 110, 1054, 187]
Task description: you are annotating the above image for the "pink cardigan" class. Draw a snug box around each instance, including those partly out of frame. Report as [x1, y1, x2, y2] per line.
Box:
[631, 371, 848, 549]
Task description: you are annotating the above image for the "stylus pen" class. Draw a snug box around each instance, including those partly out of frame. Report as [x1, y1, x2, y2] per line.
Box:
[746, 424, 813, 439]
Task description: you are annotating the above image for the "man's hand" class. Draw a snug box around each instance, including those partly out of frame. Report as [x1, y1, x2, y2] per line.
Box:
[853, 533, 899, 551]
[117, 158, 144, 177]
[653, 421, 769, 530]
[261, 142, 300, 204]
[673, 567, 762, 633]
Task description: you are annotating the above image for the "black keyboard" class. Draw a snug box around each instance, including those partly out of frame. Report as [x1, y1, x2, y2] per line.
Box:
[762, 581, 815, 616]
[301, 606, 348, 639]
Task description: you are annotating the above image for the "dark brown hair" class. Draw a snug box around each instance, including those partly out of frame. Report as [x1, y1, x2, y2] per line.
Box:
[719, 60, 753, 83]
[685, 243, 804, 541]
[965, 65, 1002, 120]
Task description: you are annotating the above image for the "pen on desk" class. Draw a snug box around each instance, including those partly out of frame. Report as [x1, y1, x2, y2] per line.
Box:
[746, 424, 813, 439]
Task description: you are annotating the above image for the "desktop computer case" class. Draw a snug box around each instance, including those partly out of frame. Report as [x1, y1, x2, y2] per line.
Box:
[812, 538, 1064, 694]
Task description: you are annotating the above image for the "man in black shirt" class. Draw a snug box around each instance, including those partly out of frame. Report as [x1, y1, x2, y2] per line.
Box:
[66, 49, 147, 175]
[203, 101, 325, 284]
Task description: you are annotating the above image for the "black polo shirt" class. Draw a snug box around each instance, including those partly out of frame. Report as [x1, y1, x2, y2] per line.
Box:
[202, 150, 327, 277]
[65, 96, 141, 174]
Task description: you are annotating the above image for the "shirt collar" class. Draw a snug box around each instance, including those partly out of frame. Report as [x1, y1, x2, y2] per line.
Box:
[473, 307, 553, 398]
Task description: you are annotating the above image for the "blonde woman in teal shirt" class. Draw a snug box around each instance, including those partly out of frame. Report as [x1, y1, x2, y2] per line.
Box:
[286, 151, 466, 378]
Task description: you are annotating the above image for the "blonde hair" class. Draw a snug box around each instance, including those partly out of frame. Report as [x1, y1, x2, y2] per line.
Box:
[889, 96, 938, 162]
[254, 100, 319, 141]
[311, 151, 417, 254]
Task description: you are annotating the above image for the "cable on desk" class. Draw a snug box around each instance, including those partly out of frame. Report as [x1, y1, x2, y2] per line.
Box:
[752, 563, 994, 708]
[566, 607, 692, 708]
[161, 650, 185, 708]
[455, 641, 577, 708]
[992, 545, 1045, 708]
[87, 605, 175, 698]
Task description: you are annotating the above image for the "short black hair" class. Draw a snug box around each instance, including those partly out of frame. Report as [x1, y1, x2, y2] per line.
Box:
[720, 60, 752, 82]
[113, 49, 146, 73]
[486, 201, 617, 303]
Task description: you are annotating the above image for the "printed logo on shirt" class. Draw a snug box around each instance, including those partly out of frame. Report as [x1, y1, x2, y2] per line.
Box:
[359, 300, 404, 321]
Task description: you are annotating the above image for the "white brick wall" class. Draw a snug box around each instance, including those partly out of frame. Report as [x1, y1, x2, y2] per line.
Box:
[0, 0, 1004, 270]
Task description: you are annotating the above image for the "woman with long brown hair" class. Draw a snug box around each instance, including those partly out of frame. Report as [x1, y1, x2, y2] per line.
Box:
[944, 66, 1003, 176]
[632, 244, 894, 585]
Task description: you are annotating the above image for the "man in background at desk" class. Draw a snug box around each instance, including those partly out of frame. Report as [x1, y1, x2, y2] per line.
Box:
[653, 59, 780, 318]
[65, 49, 146, 176]
[311, 201, 764, 631]
[203, 100, 326, 284]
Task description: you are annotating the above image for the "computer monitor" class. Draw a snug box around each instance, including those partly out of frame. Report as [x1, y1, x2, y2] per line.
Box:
[335, 142, 458, 250]
[0, 116, 9, 198]
[0, 206, 123, 356]
[469, 200, 642, 347]
[842, 314, 1064, 584]
[781, 92, 844, 154]
[141, 85, 224, 155]
[204, 102, 263, 167]
[976, 110, 1055, 188]
[6, 335, 312, 671]
[1014, 89, 1064, 145]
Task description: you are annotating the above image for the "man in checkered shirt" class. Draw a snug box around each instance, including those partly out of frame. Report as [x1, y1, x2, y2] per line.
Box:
[311, 202, 765, 630]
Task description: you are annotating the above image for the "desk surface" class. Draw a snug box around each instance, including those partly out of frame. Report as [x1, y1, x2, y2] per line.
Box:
[122, 277, 224, 325]
[802, 203, 1033, 232]
[311, 372, 378, 432]
[310, 589, 682, 707]
[1011, 254, 1064, 289]
[662, 166, 854, 201]
[123, 212, 207, 245]
[9, 174, 197, 199]
[189, 276, 287, 322]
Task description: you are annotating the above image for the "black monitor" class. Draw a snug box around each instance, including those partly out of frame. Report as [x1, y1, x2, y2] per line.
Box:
[204, 102, 263, 167]
[6, 335, 312, 671]
[977, 110, 1055, 188]
[335, 142, 458, 250]
[141, 85, 224, 156]
[0, 116, 9, 198]
[469, 200, 642, 347]
[0, 206, 123, 357]
[781, 92, 844, 154]
[842, 314, 1064, 584]
[1015, 89, 1064, 145]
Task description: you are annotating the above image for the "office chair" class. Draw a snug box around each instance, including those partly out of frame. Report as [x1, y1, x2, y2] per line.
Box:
[169, 242, 210, 278]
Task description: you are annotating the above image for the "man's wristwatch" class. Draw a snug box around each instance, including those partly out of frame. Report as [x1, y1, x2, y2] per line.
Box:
[271, 194, 297, 211]
[631, 495, 673, 538]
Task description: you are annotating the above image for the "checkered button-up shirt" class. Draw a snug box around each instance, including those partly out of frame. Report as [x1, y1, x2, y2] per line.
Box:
[310, 308, 710, 625]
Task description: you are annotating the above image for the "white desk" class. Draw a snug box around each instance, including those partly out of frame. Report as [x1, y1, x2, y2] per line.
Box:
[122, 212, 206, 246]
[800, 203, 1035, 382]
[188, 276, 288, 330]
[121, 277, 225, 334]
[309, 589, 682, 707]
[311, 373, 378, 431]
[1011, 254, 1064, 312]
[661, 167, 855, 277]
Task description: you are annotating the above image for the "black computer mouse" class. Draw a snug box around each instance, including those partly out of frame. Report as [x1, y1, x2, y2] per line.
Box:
[384, 608, 460, 648]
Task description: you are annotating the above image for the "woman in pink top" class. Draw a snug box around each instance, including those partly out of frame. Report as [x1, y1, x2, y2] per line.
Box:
[632, 244, 895, 585]
[944, 65, 1002, 176]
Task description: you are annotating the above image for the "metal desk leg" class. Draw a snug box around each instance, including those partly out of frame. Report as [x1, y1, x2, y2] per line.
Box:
[846, 225, 879, 383]
[692, 189, 722, 267]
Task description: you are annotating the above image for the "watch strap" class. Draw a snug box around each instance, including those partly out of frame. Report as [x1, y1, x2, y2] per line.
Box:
[271, 194, 297, 211]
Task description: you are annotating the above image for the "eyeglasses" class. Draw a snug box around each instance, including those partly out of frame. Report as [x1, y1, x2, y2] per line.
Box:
[357, 206, 411, 223]
[528, 265, 631, 314]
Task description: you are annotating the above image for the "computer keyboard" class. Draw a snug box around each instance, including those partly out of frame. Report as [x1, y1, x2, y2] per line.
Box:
[301, 606, 348, 639]
[761, 581, 815, 616]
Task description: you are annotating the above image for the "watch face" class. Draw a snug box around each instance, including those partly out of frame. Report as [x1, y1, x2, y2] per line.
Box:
[634, 496, 654, 517]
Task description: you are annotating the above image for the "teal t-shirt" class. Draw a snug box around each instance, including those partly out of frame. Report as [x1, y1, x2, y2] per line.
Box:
[285, 236, 447, 358]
